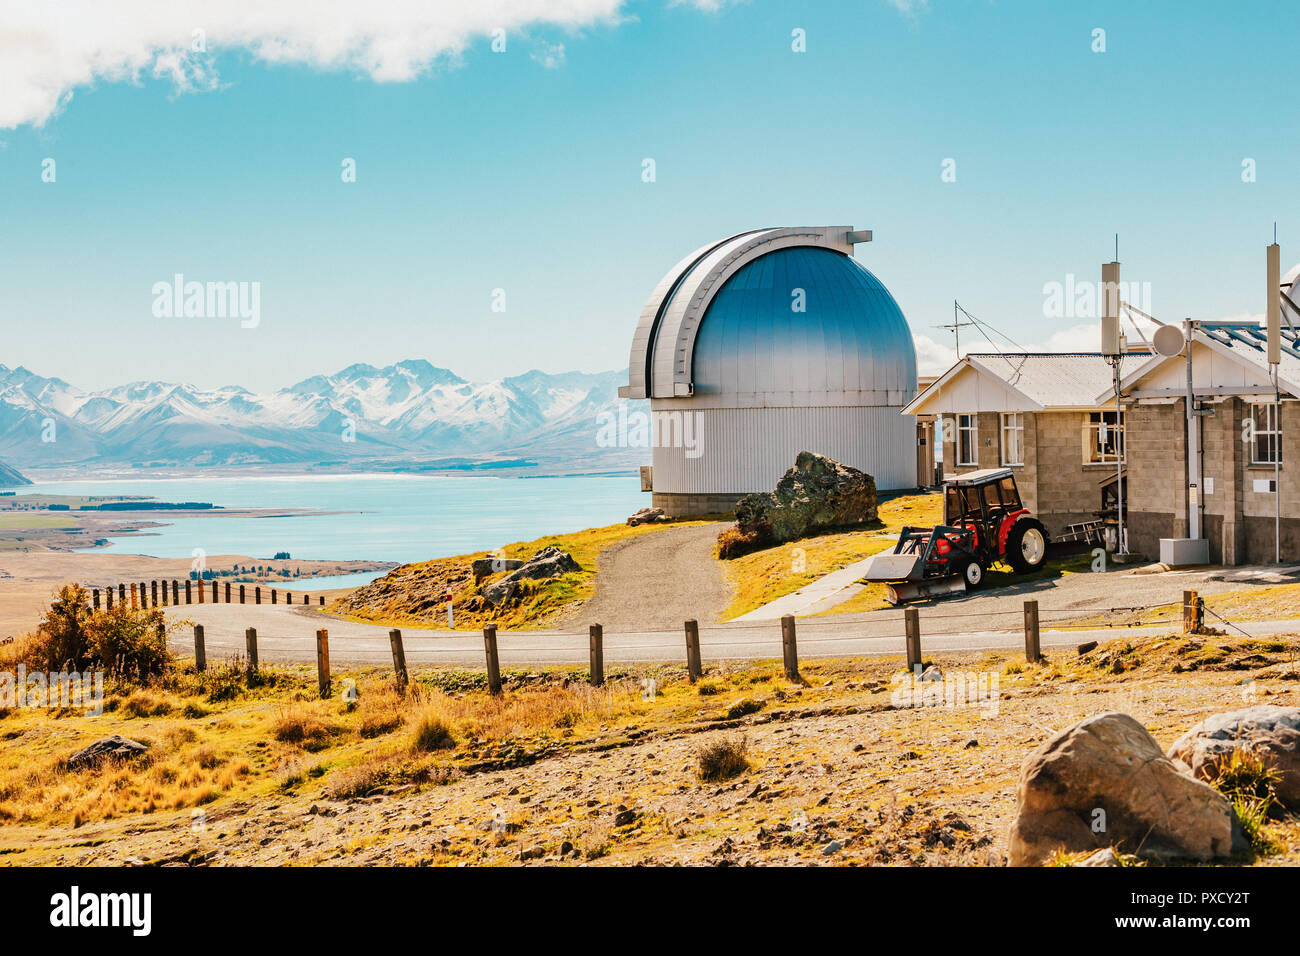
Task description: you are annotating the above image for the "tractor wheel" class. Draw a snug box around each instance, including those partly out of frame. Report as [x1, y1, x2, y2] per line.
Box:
[1006, 518, 1049, 574]
[958, 559, 984, 590]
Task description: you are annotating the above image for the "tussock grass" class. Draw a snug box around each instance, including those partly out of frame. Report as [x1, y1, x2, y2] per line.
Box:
[697, 735, 750, 781]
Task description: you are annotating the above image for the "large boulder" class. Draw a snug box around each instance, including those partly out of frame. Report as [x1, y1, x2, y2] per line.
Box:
[66, 735, 149, 772]
[471, 557, 524, 583]
[482, 547, 581, 606]
[1168, 705, 1300, 809]
[734, 451, 877, 544]
[1007, 713, 1243, 865]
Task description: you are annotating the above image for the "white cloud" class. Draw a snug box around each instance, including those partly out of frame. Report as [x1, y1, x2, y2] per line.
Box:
[884, 0, 930, 17]
[530, 40, 566, 70]
[0, 0, 627, 128]
[913, 333, 957, 376]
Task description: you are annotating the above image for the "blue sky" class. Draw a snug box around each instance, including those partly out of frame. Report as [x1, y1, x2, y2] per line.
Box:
[0, 0, 1292, 391]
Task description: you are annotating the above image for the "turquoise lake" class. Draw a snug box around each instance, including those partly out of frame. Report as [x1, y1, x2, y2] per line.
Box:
[24, 474, 647, 589]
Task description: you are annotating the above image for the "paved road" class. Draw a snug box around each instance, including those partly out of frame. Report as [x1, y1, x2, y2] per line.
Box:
[565, 522, 731, 630]
[165, 599, 1300, 668]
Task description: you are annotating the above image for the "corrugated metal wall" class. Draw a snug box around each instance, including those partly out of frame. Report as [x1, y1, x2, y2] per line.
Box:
[651, 405, 916, 494]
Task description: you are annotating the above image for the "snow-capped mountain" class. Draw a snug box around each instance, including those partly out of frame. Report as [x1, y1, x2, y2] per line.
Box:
[0, 361, 641, 472]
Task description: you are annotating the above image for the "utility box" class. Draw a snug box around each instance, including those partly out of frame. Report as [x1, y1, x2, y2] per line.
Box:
[1160, 537, 1210, 567]
[639, 465, 653, 492]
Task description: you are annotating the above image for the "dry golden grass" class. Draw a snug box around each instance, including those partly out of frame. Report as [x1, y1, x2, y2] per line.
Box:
[721, 492, 943, 619]
[329, 519, 713, 631]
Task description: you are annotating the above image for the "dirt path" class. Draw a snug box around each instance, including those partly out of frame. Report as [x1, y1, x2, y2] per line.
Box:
[566, 522, 732, 631]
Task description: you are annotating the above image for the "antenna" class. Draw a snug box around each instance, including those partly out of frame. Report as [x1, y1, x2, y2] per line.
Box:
[935, 300, 975, 358]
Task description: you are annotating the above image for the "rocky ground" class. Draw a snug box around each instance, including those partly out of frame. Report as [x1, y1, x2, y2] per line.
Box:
[5, 632, 1298, 867]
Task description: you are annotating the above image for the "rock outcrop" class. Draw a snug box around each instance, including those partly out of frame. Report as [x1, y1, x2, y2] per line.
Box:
[734, 451, 877, 544]
[1007, 713, 1242, 865]
[626, 507, 669, 527]
[471, 557, 524, 583]
[483, 547, 582, 606]
[66, 735, 149, 772]
[1168, 705, 1300, 809]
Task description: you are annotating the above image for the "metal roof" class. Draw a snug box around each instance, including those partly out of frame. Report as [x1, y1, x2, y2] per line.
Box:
[904, 351, 1137, 415]
[620, 227, 911, 402]
[688, 246, 917, 408]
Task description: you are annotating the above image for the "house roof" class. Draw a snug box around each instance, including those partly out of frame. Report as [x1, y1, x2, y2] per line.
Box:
[1108, 322, 1300, 403]
[903, 351, 1138, 416]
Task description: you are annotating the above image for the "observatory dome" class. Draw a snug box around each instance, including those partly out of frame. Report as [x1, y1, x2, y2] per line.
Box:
[620, 227, 920, 514]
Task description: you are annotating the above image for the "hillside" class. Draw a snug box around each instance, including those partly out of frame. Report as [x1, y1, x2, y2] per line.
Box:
[0, 459, 29, 487]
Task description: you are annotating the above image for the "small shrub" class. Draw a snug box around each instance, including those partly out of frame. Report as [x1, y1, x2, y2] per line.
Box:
[121, 691, 173, 718]
[410, 711, 456, 753]
[697, 680, 720, 696]
[725, 697, 763, 719]
[271, 707, 332, 746]
[716, 519, 774, 560]
[1213, 749, 1281, 805]
[328, 764, 384, 800]
[1232, 795, 1273, 849]
[697, 734, 750, 781]
[360, 710, 404, 738]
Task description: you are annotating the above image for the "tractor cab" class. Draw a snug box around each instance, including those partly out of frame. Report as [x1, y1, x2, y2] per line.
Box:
[943, 468, 1024, 535]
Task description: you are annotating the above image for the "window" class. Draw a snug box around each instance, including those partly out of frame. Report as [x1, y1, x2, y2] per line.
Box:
[1250, 402, 1282, 465]
[1085, 411, 1125, 464]
[1000, 413, 1024, 466]
[956, 414, 978, 466]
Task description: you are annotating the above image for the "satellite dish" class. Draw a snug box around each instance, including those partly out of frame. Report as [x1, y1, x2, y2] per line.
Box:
[1152, 324, 1186, 357]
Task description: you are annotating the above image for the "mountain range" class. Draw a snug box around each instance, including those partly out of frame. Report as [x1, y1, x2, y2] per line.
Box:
[0, 361, 643, 474]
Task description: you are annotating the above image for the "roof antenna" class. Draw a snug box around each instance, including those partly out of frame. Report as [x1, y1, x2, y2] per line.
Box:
[1114, 233, 1119, 262]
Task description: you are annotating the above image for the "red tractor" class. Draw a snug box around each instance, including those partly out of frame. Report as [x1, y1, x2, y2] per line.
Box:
[863, 468, 1049, 603]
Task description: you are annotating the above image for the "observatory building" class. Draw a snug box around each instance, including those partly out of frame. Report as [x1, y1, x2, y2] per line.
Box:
[619, 227, 919, 516]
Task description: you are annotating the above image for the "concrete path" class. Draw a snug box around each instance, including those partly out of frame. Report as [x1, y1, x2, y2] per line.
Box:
[731, 548, 886, 621]
[164, 600, 1299, 669]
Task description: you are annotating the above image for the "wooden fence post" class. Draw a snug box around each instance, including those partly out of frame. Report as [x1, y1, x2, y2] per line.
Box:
[319, 596, 324, 606]
[316, 628, 331, 698]
[780, 614, 800, 681]
[239, 584, 245, 604]
[92, 588, 100, 611]
[197, 578, 204, 604]
[172, 580, 179, 604]
[483, 624, 502, 695]
[210, 581, 217, 603]
[271, 589, 277, 605]
[129, 582, 138, 609]
[105, 587, 113, 611]
[194, 624, 206, 672]
[119, 583, 126, 607]
[684, 619, 702, 681]
[185, 579, 193, 604]
[589, 624, 605, 687]
[245, 627, 258, 672]
[151, 581, 158, 606]
[388, 629, 409, 694]
[140, 582, 147, 607]
[1024, 599, 1041, 663]
[225, 582, 231, 603]
[905, 607, 922, 669]
[1183, 589, 1202, 633]
[255, 586, 261, 605]
[160, 581, 168, 606]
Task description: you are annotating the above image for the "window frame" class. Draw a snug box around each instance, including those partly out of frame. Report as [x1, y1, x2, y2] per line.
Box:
[1000, 412, 1024, 466]
[1249, 401, 1282, 466]
[1085, 410, 1125, 465]
[956, 414, 978, 467]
